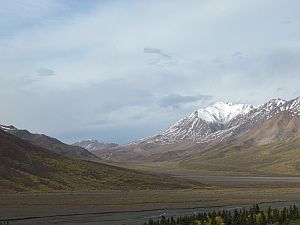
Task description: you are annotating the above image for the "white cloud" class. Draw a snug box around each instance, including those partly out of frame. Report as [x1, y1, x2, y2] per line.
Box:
[1, 0, 300, 143]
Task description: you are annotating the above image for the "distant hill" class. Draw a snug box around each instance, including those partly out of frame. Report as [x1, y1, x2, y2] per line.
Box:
[73, 139, 118, 152]
[0, 125, 99, 161]
[0, 130, 201, 193]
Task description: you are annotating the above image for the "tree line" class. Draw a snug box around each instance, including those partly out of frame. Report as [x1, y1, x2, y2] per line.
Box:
[0, 221, 9, 225]
[144, 204, 300, 225]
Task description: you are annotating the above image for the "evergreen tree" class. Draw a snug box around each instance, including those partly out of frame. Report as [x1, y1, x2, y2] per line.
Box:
[255, 204, 260, 214]
[144, 204, 300, 225]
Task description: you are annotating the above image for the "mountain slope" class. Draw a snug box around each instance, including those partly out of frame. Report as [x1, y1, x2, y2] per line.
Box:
[158, 108, 300, 176]
[73, 139, 118, 152]
[96, 97, 300, 176]
[0, 130, 201, 193]
[0, 125, 98, 161]
[141, 98, 297, 146]
[140, 102, 254, 145]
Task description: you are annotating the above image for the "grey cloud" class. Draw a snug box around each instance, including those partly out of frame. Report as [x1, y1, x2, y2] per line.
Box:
[144, 47, 172, 58]
[232, 51, 243, 58]
[88, 117, 111, 127]
[15, 76, 40, 91]
[36, 68, 56, 76]
[283, 17, 292, 24]
[18, 76, 39, 85]
[159, 94, 213, 108]
[148, 60, 177, 67]
[263, 49, 300, 75]
[212, 48, 300, 85]
[144, 47, 178, 67]
[2, 1, 300, 144]
[90, 79, 155, 113]
[212, 58, 222, 64]
[129, 113, 146, 121]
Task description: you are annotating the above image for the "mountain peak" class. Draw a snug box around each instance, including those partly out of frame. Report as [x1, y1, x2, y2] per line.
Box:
[0, 124, 17, 131]
[195, 102, 254, 124]
[212, 102, 234, 106]
[258, 98, 287, 114]
[266, 98, 286, 106]
[141, 97, 300, 146]
[73, 139, 118, 152]
[285, 97, 300, 114]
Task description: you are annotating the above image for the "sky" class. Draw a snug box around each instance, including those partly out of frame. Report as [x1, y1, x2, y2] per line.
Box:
[1, 0, 300, 144]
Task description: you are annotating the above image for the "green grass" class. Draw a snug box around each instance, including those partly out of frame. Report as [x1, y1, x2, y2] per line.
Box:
[286, 220, 300, 225]
[0, 154, 201, 193]
[130, 138, 300, 177]
[0, 130, 203, 193]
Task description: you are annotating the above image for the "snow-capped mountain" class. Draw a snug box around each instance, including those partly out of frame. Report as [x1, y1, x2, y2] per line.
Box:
[141, 102, 254, 144]
[73, 139, 118, 152]
[140, 97, 300, 145]
[94, 96, 300, 174]
[0, 125, 17, 132]
[196, 102, 254, 123]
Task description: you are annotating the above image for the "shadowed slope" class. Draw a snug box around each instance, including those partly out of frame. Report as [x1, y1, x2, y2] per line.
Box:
[0, 125, 98, 161]
[0, 130, 202, 193]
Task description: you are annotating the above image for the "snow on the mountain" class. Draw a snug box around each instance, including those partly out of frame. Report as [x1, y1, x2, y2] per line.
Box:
[73, 140, 102, 151]
[0, 125, 16, 131]
[287, 97, 300, 113]
[140, 97, 300, 146]
[73, 139, 118, 151]
[196, 102, 254, 123]
[140, 102, 255, 145]
[261, 98, 287, 112]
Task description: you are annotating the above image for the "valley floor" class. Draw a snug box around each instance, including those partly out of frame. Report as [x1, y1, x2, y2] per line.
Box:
[1, 184, 300, 225]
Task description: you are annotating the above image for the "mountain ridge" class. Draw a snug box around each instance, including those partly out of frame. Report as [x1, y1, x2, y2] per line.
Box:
[0, 125, 99, 161]
[0, 129, 201, 193]
[73, 139, 118, 152]
[138, 97, 300, 145]
[94, 96, 300, 176]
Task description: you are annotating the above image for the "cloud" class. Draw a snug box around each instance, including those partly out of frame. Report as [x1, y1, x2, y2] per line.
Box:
[232, 51, 243, 58]
[144, 47, 172, 58]
[17, 76, 39, 86]
[36, 68, 56, 76]
[1, 0, 300, 143]
[283, 17, 292, 24]
[144, 47, 178, 67]
[263, 49, 300, 75]
[159, 94, 214, 108]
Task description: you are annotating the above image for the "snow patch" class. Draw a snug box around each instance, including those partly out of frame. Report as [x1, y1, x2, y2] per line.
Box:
[195, 102, 254, 124]
[0, 125, 17, 131]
